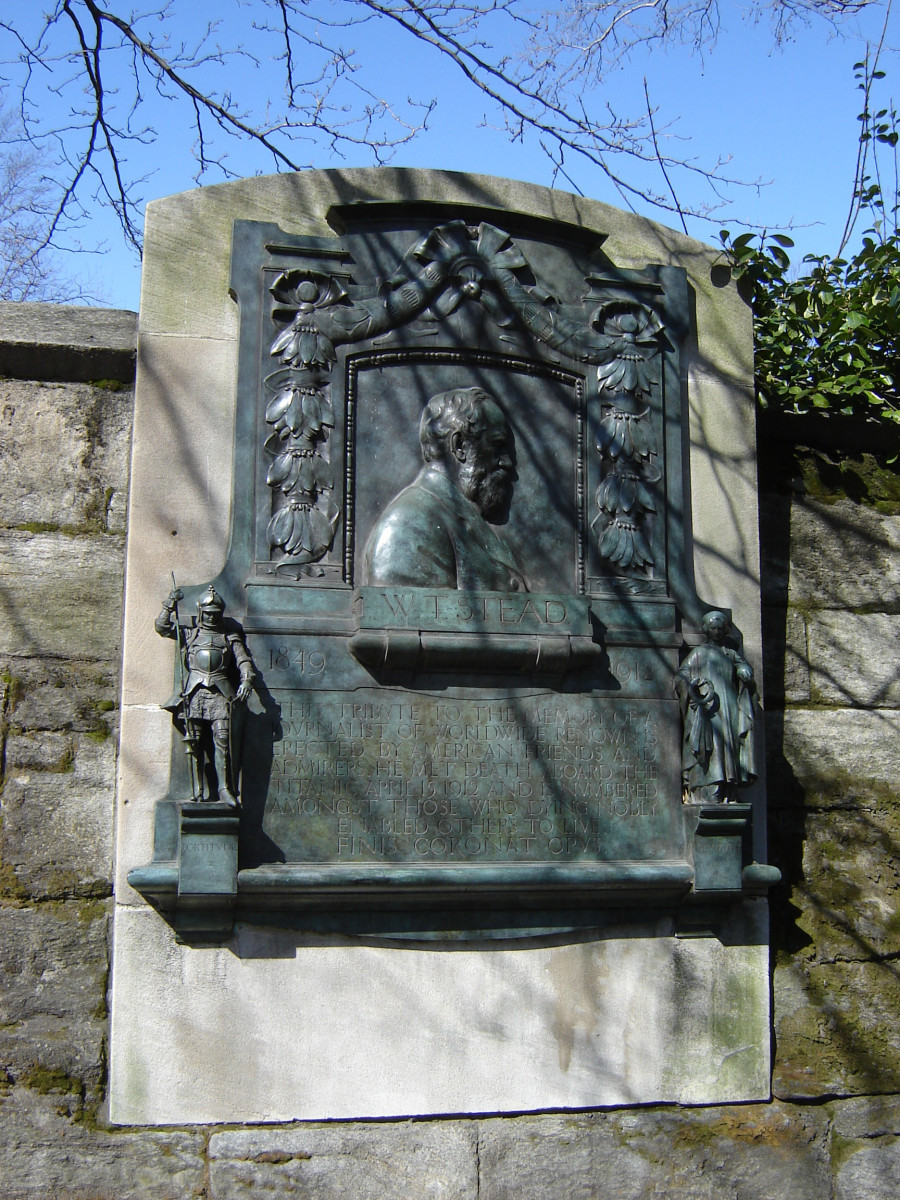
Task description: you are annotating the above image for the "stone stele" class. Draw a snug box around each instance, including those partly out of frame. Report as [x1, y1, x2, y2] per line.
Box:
[110, 167, 772, 1125]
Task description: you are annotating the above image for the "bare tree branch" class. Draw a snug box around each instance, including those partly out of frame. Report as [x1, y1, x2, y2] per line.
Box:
[0, 102, 97, 301]
[643, 77, 688, 233]
[0, 0, 881, 267]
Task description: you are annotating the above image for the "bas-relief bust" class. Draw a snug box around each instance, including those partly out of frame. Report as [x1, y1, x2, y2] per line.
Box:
[362, 386, 529, 593]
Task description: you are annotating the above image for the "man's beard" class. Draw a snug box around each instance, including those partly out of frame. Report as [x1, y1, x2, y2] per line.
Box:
[460, 462, 513, 522]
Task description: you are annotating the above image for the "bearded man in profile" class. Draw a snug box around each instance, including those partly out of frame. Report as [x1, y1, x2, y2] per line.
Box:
[363, 386, 528, 592]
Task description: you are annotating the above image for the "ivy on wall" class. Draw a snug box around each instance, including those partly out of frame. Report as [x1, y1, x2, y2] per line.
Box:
[723, 62, 900, 429]
[725, 228, 900, 427]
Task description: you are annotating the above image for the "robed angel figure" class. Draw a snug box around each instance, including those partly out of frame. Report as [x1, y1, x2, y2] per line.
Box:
[155, 584, 255, 805]
[674, 610, 757, 804]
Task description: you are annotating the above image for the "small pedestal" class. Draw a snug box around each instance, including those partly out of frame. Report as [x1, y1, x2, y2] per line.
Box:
[176, 801, 240, 940]
[692, 803, 752, 893]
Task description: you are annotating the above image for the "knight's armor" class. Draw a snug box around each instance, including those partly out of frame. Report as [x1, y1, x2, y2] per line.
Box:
[155, 585, 255, 804]
[181, 626, 248, 701]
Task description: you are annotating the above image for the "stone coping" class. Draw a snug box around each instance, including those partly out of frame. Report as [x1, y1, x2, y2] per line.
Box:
[0, 301, 137, 382]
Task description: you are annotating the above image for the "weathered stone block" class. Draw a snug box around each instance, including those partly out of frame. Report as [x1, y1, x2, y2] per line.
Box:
[0, 1085, 204, 1200]
[835, 1140, 900, 1200]
[0, 656, 118, 735]
[759, 491, 791, 598]
[0, 734, 116, 898]
[832, 1093, 900, 1139]
[783, 608, 811, 704]
[0, 531, 124, 659]
[0, 379, 132, 533]
[794, 805, 900, 962]
[831, 1093, 900, 1200]
[0, 904, 108, 1093]
[774, 957, 900, 1099]
[5, 731, 74, 771]
[807, 610, 900, 707]
[0, 301, 136, 383]
[788, 498, 900, 610]
[208, 1123, 478, 1200]
[777, 709, 900, 809]
[478, 1103, 831, 1200]
[762, 605, 809, 706]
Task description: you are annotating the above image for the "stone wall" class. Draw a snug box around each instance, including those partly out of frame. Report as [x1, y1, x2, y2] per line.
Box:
[0, 304, 898, 1198]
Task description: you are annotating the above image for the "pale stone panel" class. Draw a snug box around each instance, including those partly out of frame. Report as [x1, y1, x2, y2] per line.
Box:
[110, 906, 769, 1125]
[122, 333, 236, 707]
[113, 704, 178, 906]
[684, 368, 761, 668]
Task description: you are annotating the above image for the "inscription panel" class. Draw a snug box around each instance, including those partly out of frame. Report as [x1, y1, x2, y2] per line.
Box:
[255, 632, 679, 699]
[260, 688, 681, 864]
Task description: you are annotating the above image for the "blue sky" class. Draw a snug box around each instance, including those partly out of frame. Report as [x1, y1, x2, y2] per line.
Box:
[14, 0, 897, 310]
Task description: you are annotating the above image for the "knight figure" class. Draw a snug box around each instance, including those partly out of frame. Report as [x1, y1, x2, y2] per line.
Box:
[155, 584, 255, 805]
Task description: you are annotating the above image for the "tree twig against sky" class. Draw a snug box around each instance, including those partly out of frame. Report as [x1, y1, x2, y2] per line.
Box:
[0, 104, 90, 301]
[0, 0, 880, 260]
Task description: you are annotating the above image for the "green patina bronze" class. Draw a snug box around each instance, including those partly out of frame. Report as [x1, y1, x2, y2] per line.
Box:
[128, 200, 776, 939]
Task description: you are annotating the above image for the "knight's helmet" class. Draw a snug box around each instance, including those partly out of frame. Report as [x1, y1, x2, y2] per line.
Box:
[197, 586, 225, 617]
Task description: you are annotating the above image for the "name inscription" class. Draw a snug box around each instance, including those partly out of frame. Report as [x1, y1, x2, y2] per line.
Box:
[357, 588, 590, 635]
[262, 689, 679, 863]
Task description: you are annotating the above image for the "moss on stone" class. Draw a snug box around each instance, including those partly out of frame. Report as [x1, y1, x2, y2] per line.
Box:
[44, 744, 76, 773]
[0, 668, 24, 712]
[774, 957, 900, 1098]
[670, 1106, 800, 1152]
[12, 520, 118, 538]
[0, 858, 29, 903]
[76, 696, 117, 740]
[77, 897, 108, 924]
[797, 448, 900, 513]
[14, 521, 64, 534]
[81, 485, 118, 533]
[19, 1065, 84, 1097]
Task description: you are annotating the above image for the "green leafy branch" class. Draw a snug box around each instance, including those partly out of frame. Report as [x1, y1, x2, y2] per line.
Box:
[721, 61, 900, 428]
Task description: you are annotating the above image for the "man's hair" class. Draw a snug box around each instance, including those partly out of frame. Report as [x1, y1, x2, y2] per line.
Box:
[419, 387, 495, 463]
